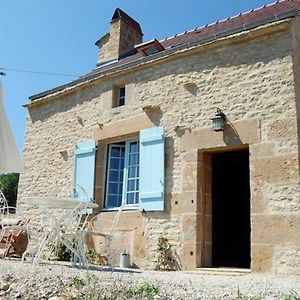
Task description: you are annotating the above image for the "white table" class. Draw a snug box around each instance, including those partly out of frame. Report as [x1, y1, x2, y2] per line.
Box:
[22, 197, 98, 210]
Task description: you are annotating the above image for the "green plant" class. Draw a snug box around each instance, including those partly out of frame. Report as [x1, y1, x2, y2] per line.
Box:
[73, 276, 86, 290]
[236, 287, 266, 300]
[85, 249, 108, 266]
[236, 294, 266, 300]
[282, 290, 300, 300]
[154, 236, 180, 271]
[127, 282, 159, 300]
[66, 275, 99, 300]
[0, 173, 19, 207]
[53, 240, 73, 262]
[70, 293, 97, 300]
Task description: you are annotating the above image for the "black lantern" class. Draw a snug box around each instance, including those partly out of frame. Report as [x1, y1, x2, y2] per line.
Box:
[211, 108, 226, 132]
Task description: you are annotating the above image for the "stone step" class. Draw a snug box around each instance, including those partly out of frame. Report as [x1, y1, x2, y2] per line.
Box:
[185, 268, 251, 276]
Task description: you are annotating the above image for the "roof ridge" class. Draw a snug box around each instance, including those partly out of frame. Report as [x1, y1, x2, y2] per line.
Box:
[29, 0, 300, 102]
[159, 0, 279, 43]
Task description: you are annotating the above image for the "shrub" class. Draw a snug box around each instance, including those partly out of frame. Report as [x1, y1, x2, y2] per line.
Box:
[154, 236, 180, 271]
[53, 241, 73, 262]
[127, 282, 159, 300]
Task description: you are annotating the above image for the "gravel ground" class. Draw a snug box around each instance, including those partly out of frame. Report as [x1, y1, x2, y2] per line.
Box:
[0, 259, 300, 299]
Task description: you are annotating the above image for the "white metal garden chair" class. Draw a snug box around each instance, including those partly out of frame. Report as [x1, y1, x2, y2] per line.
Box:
[82, 202, 124, 268]
[0, 189, 29, 258]
[22, 185, 96, 267]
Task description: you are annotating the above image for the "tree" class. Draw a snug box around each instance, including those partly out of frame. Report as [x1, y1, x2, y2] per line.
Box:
[0, 173, 20, 207]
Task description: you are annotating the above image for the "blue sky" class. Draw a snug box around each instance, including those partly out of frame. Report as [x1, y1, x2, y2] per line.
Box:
[0, 0, 274, 154]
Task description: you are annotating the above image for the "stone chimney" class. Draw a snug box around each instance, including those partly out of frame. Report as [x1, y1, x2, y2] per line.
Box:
[95, 8, 143, 65]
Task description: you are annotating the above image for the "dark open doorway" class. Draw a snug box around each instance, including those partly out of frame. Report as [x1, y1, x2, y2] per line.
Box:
[211, 149, 250, 268]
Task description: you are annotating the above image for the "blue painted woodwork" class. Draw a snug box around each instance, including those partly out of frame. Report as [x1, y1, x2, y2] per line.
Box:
[73, 140, 96, 203]
[139, 126, 164, 211]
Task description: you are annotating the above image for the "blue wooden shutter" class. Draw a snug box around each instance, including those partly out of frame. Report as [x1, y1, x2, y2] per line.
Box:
[73, 141, 96, 203]
[139, 126, 164, 211]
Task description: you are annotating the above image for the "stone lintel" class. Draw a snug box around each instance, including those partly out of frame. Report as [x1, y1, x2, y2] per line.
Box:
[94, 113, 154, 141]
[181, 119, 260, 151]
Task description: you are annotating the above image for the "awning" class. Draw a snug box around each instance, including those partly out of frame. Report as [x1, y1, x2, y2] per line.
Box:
[0, 81, 23, 174]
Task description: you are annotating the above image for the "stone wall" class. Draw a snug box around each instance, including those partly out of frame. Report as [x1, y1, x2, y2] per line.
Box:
[18, 20, 300, 273]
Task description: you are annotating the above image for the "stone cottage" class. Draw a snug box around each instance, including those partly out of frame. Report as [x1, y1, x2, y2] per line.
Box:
[19, 1, 300, 274]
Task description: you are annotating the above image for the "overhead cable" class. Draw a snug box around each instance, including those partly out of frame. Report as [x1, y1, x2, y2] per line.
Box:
[0, 67, 79, 78]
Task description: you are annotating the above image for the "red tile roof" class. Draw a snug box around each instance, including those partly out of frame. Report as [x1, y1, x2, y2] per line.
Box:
[30, 0, 300, 101]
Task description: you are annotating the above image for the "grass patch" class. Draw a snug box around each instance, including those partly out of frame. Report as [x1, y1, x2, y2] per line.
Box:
[127, 282, 159, 300]
[236, 288, 300, 300]
[282, 290, 300, 300]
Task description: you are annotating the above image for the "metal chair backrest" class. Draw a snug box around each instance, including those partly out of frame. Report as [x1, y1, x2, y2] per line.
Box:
[0, 189, 8, 210]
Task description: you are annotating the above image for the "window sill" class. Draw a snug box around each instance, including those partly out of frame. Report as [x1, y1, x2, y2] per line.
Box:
[100, 205, 139, 212]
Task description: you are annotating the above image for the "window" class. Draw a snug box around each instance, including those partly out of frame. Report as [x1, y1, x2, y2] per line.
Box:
[118, 86, 125, 106]
[105, 140, 139, 208]
[73, 127, 165, 212]
[135, 39, 165, 57]
[115, 86, 125, 107]
[112, 86, 125, 108]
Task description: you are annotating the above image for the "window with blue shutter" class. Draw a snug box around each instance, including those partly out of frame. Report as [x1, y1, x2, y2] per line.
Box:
[139, 126, 164, 211]
[104, 139, 139, 208]
[103, 126, 164, 211]
[73, 141, 96, 203]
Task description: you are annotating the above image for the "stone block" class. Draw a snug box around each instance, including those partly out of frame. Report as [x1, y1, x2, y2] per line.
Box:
[273, 246, 300, 275]
[169, 192, 197, 214]
[180, 119, 260, 151]
[263, 118, 297, 141]
[250, 143, 275, 159]
[251, 244, 274, 273]
[180, 242, 198, 270]
[182, 163, 198, 191]
[180, 213, 197, 242]
[251, 214, 300, 245]
[125, 83, 136, 105]
[251, 154, 299, 185]
[94, 113, 154, 141]
[132, 228, 147, 267]
[117, 211, 142, 230]
[266, 184, 300, 212]
[101, 90, 113, 111]
[182, 150, 198, 163]
[251, 186, 267, 214]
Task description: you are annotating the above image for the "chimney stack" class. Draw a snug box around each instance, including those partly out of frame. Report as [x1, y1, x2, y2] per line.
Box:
[95, 8, 143, 65]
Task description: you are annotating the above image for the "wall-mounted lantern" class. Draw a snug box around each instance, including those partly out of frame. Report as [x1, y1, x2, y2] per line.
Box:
[211, 108, 226, 132]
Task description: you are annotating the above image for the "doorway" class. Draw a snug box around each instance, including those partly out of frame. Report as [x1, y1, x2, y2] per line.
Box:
[211, 149, 250, 268]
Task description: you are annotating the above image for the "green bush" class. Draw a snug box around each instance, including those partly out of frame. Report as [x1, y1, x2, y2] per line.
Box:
[53, 241, 73, 262]
[154, 236, 180, 271]
[127, 282, 159, 300]
[282, 291, 300, 300]
[0, 173, 19, 207]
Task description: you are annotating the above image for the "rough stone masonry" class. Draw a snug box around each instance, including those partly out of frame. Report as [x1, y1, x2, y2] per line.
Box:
[18, 5, 300, 274]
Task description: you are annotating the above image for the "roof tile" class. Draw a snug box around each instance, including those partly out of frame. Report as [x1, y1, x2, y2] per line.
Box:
[30, 0, 300, 101]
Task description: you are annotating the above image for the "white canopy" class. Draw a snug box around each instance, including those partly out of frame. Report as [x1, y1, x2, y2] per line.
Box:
[0, 81, 23, 174]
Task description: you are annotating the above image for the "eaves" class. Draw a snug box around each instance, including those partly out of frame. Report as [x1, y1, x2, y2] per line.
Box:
[25, 10, 296, 108]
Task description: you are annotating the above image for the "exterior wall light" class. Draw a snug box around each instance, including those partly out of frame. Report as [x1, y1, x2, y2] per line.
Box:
[211, 108, 226, 132]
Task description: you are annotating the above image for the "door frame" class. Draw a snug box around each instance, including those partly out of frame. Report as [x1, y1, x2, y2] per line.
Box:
[198, 144, 250, 268]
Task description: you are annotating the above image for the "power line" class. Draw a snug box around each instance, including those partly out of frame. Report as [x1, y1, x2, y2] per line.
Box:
[0, 67, 80, 78]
